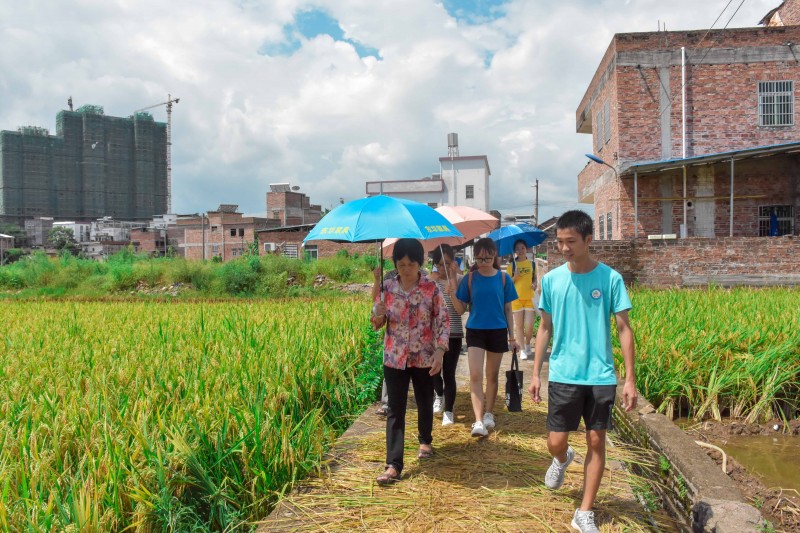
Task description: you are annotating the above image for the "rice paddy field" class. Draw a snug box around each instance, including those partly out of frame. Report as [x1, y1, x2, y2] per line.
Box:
[0, 298, 382, 531]
[624, 287, 800, 423]
[0, 286, 797, 531]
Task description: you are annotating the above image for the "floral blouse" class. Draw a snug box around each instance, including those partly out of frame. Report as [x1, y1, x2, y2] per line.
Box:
[372, 273, 449, 369]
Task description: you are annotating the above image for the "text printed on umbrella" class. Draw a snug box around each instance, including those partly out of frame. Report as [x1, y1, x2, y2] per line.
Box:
[319, 227, 351, 235]
[424, 225, 454, 233]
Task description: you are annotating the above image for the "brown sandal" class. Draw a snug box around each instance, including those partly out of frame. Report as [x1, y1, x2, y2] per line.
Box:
[418, 445, 434, 459]
[376, 466, 400, 485]
[376, 405, 388, 417]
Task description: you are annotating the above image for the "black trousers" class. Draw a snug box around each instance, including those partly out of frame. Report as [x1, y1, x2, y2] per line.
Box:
[384, 364, 434, 474]
[432, 337, 463, 413]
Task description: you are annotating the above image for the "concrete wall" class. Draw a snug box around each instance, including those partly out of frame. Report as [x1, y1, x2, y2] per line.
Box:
[544, 236, 800, 287]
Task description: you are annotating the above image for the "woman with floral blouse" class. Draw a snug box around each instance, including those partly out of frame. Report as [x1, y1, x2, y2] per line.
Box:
[371, 238, 451, 485]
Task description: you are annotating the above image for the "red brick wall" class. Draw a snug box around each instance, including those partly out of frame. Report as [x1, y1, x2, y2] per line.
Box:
[580, 26, 800, 239]
[266, 191, 322, 225]
[615, 27, 800, 51]
[256, 230, 375, 259]
[620, 155, 800, 238]
[618, 61, 800, 164]
[544, 236, 800, 287]
[778, 0, 800, 25]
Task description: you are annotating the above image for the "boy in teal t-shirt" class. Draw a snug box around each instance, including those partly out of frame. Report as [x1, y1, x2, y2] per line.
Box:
[529, 210, 637, 533]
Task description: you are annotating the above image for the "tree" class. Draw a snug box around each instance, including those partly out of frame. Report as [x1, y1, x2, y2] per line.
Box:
[0, 223, 28, 248]
[48, 227, 79, 255]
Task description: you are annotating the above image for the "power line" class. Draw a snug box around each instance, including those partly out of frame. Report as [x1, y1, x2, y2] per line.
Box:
[657, 0, 747, 119]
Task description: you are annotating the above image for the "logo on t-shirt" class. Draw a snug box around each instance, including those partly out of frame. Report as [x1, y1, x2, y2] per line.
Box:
[590, 289, 602, 300]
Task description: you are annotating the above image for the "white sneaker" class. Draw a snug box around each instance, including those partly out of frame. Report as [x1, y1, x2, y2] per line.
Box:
[442, 411, 454, 426]
[482, 412, 495, 430]
[545, 446, 575, 489]
[519, 349, 529, 360]
[571, 509, 600, 532]
[433, 394, 443, 415]
[470, 421, 488, 437]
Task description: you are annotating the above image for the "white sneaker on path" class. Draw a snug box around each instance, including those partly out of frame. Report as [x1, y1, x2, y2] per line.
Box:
[471, 421, 488, 437]
[545, 446, 575, 489]
[571, 509, 600, 532]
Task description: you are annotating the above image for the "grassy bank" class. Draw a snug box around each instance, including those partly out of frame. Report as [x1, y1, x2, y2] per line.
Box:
[0, 249, 382, 299]
[0, 299, 382, 531]
[622, 287, 800, 423]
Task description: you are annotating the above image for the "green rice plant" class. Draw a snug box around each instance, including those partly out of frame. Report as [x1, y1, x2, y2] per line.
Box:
[624, 287, 800, 422]
[0, 297, 382, 530]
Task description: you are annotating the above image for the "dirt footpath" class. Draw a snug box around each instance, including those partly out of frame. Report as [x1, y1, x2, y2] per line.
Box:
[258, 351, 678, 532]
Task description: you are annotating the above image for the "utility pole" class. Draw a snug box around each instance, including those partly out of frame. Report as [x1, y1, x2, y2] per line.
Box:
[532, 180, 539, 226]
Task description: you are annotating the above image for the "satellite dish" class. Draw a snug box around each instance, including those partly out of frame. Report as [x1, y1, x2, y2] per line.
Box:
[291, 186, 300, 191]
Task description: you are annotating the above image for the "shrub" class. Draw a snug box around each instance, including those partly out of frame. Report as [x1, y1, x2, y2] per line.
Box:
[220, 260, 259, 295]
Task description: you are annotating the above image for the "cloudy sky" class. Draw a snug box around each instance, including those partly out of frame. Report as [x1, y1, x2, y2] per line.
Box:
[0, 0, 779, 221]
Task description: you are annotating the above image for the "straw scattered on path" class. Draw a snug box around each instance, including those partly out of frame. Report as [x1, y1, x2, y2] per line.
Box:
[260, 393, 679, 532]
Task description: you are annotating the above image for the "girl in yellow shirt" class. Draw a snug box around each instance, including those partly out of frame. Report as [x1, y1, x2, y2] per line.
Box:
[506, 239, 537, 359]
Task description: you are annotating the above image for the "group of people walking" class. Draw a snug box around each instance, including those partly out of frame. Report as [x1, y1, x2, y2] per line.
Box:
[370, 210, 638, 532]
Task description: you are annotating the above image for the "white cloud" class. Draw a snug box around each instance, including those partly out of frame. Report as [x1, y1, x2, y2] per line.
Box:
[0, 0, 779, 219]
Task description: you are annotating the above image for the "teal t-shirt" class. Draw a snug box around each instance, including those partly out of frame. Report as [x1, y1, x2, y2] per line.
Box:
[539, 262, 631, 386]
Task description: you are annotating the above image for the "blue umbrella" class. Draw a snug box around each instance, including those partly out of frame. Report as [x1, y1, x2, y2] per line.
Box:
[487, 223, 547, 257]
[303, 196, 463, 298]
[304, 196, 463, 243]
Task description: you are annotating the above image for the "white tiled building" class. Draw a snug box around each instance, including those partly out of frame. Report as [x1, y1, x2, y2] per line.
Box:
[365, 134, 490, 211]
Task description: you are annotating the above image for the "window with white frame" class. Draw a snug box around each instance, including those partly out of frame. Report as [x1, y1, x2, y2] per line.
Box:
[758, 81, 794, 126]
[606, 212, 613, 240]
[466, 185, 474, 199]
[232, 248, 242, 257]
[758, 205, 794, 236]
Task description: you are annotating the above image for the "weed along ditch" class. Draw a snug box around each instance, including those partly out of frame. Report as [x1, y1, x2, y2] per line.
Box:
[618, 287, 800, 531]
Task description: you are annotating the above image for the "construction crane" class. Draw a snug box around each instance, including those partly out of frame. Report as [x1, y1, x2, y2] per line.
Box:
[135, 94, 180, 213]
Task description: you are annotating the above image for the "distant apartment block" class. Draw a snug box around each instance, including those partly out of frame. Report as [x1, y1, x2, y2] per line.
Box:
[0, 104, 167, 223]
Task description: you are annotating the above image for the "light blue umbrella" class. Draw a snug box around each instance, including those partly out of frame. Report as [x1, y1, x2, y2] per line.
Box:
[304, 196, 463, 297]
[487, 223, 547, 257]
[304, 196, 463, 243]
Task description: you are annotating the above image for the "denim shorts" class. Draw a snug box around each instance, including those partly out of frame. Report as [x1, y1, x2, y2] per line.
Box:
[546, 382, 617, 432]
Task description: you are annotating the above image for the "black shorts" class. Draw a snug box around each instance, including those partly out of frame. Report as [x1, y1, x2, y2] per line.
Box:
[546, 382, 617, 432]
[465, 328, 508, 354]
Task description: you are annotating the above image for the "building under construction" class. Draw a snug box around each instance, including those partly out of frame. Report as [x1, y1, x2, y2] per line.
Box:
[0, 104, 167, 223]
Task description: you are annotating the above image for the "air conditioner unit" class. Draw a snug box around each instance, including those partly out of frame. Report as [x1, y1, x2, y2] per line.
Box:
[263, 242, 278, 252]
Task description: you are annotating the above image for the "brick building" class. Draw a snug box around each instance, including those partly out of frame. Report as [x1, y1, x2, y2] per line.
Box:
[266, 184, 322, 227]
[761, 0, 800, 26]
[181, 205, 272, 261]
[577, 20, 800, 239]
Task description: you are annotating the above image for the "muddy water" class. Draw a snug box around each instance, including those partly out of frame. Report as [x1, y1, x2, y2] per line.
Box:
[710, 434, 800, 493]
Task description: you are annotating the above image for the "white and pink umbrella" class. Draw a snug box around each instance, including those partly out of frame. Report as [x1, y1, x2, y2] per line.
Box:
[382, 205, 499, 255]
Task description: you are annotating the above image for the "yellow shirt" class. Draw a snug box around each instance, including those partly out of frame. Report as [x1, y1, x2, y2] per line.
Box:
[507, 259, 534, 300]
